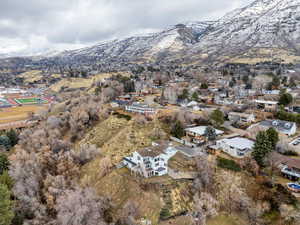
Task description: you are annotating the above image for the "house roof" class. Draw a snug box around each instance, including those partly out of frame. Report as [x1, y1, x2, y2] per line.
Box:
[185, 126, 224, 136]
[254, 99, 278, 105]
[259, 120, 296, 133]
[130, 102, 152, 109]
[219, 137, 254, 150]
[137, 144, 168, 157]
[187, 101, 198, 107]
[228, 112, 253, 118]
[269, 152, 300, 170]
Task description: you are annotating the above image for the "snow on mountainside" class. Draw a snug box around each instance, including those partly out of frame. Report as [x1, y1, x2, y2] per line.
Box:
[53, 0, 300, 65]
[191, 0, 300, 63]
[54, 22, 213, 62]
[2, 0, 300, 66]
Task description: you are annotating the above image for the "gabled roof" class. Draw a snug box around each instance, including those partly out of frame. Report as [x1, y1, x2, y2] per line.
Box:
[259, 120, 296, 133]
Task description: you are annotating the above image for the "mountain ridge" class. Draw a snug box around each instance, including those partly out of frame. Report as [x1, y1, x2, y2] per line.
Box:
[2, 0, 300, 67]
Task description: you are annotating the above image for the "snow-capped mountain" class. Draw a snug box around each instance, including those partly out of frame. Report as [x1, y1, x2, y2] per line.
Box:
[2, 0, 300, 66]
[52, 22, 213, 63]
[188, 0, 300, 63]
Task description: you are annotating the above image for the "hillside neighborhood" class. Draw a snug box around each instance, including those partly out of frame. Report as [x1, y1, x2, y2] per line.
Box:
[1, 61, 300, 224]
[1, 0, 300, 225]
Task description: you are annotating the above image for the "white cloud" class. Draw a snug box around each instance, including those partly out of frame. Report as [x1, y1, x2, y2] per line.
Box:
[0, 0, 253, 55]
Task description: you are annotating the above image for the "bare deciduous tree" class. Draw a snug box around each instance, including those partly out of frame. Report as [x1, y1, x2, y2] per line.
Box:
[56, 187, 110, 225]
[71, 144, 100, 165]
[193, 192, 219, 225]
[194, 155, 216, 193]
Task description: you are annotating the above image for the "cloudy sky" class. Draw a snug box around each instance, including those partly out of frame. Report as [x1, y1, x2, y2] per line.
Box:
[0, 0, 253, 56]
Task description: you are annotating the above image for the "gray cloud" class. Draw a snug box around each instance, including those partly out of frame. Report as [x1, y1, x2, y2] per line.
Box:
[0, 0, 253, 55]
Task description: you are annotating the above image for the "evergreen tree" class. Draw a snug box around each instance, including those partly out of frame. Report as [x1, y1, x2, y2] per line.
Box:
[271, 76, 280, 88]
[204, 126, 217, 141]
[210, 109, 224, 127]
[5, 130, 18, 147]
[242, 75, 249, 84]
[0, 184, 14, 225]
[171, 121, 185, 139]
[0, 136, 11, 150]
[278, 92, 293, 106]
[245, 83, 252, 89]
[200, 83, 208, 89]
[266, 127, 279, 149]
[178, 89, 189, 100]
[192, 92, 199, 101]
[0, 154, 9, 175]
[252, 131, 273, 166]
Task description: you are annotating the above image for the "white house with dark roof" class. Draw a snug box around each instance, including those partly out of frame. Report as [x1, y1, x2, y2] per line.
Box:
[259, 119, 297, 136]
[123, 142, 177, 178]
[215, 137, 254, 158]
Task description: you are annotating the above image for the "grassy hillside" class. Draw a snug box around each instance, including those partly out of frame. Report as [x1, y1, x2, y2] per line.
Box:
[18, 70, 43, 83]
[79, 116, 167, 164]
[50, 72, 131, 92]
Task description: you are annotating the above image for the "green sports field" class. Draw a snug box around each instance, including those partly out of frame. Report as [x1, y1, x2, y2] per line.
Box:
[14, 98, 47, 105]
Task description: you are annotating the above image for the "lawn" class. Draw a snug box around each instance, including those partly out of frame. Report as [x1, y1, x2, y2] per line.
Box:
[14, 98, 47, 105]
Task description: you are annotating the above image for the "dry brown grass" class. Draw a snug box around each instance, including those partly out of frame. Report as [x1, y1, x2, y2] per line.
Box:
[207, 213, 247, 225]
[79, 116, 166, 164]
[18, 70, 43, 83]
[80, 167, 162, 224]
[50, 72, 132, 92]
[0, 105, 47, 124]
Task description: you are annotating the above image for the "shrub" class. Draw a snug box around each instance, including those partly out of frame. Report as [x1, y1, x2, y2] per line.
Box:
[160, 207, 171, 220]
[112, 112, 132, 121]
[282, 150, 298, 156]
[217, 157, 241, 172]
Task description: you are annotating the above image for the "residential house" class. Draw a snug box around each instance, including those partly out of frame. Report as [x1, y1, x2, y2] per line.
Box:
[254, 99, 278, 112]
[125, 102, 157, 115]
[123, 142, 177, 177]
[111, 100, 130, 108]
[259, 119, 297, 136]
[215, 137, 254, 158]
[228, 112, 255, 124]
[185, 126, 224, 144]
[269, 152, 300, 180]
[262, 90, 280, 95]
